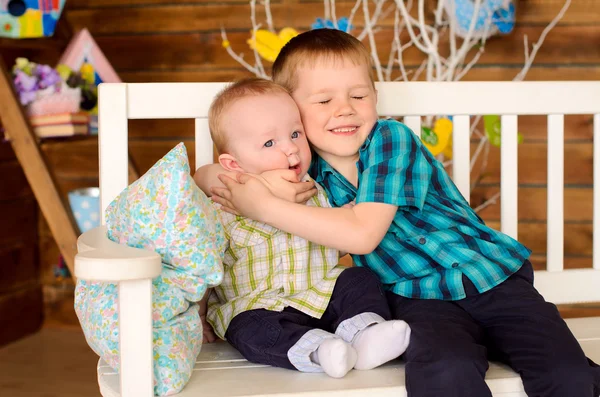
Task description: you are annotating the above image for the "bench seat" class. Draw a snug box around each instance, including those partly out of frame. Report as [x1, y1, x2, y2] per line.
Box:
[98, 316, 600, 397]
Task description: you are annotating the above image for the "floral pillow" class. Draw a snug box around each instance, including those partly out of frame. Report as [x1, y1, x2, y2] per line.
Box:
[106, 142, 225, 301]
[75, 142, 226, 396]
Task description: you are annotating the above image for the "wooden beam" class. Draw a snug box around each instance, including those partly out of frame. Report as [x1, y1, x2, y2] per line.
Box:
[0, 58, 78, 279]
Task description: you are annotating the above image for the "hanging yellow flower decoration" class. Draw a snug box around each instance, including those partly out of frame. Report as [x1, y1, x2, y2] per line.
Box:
[247, 28, 299, 62]
[443, 133, 453, 159]
[422, 118, 453, 157]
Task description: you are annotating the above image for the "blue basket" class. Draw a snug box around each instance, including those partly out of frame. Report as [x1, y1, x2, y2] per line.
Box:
[68, 187, 100, 234]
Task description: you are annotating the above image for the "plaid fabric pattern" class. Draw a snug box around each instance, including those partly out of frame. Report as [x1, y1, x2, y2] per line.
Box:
[207, 181, 345, 340]
[311, 119, 531, 301]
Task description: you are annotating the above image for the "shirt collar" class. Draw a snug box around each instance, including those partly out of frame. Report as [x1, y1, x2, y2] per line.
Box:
[310, 154, 336, 185]
[360, 119, 382, 152]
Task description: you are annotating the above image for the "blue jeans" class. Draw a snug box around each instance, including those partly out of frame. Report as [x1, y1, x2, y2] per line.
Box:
[387, 260, 600, 397]
[224, 266, 391, 370]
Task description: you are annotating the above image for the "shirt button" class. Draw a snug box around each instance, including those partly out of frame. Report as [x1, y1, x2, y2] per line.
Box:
[252, 232, 260, 240]
[418, 237, 426, 245]
[452, 262, 459, 268]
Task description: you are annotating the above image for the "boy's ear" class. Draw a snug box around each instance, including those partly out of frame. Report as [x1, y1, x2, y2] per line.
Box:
[218, 154, 244, 173]
[374, 88, 378, 104]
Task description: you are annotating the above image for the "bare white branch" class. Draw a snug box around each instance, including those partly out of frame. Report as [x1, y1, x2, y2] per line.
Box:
[514, 0, 571, 81]
[362, 0, 385, 81]
[346, 0, 363, 34]
[250, 0, 266, 77]
[264, 0, 275, 32]
[221, 28, 269, 78]
[473, 191, 500, 213]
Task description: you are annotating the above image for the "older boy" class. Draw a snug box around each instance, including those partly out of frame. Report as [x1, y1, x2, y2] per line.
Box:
[211, 30, 600, 397]
[197, 77, 410, 379]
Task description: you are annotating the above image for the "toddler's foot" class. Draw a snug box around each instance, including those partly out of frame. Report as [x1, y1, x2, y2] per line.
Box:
[352, 320, 411, 370]
[311, 338, 357, 378]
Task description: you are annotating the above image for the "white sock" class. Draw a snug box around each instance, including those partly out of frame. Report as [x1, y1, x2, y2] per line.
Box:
[310, 338, 357, 378]
[351, 320, 411, 370]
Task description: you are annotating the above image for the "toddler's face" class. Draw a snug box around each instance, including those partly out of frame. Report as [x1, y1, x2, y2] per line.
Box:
[291, 58, 378, 161]
[221, 93, 311, 179]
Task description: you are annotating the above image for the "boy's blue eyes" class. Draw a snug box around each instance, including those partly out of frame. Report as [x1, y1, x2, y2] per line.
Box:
[263, 131, 301, 147]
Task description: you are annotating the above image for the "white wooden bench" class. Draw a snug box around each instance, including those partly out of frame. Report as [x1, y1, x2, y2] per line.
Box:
[75, 81, 600, 397]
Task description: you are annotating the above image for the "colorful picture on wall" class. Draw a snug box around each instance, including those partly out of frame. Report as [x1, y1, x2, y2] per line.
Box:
[0, 0, 66, 38]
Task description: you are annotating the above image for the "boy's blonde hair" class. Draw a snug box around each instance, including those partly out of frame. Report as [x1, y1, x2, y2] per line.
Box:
[272, 28, 375, 92]
[209, 78, 290, 154]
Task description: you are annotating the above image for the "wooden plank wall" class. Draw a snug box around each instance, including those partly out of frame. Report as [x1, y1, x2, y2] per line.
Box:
[4, 0, 600, 295]
[0, 132, 43, 345]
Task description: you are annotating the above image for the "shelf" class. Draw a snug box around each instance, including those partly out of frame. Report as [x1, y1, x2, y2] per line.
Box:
[0, 37, 68, 50]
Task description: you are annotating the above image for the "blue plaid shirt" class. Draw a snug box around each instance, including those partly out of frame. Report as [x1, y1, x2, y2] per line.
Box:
[310, 119, 531, 300]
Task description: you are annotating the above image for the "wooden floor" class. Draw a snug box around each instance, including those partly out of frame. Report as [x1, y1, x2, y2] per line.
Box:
[0, 325, 100, 397]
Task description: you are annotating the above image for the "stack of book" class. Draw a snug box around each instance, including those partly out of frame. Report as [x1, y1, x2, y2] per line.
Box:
[30, 112, 90, 138]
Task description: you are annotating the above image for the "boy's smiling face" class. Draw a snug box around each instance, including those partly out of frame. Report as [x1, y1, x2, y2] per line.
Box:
[291, 58, 378, 163]
[220, 92, 311, 180]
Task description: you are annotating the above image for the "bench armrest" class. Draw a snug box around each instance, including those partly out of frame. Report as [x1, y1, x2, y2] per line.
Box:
[75, 225, 162, 282]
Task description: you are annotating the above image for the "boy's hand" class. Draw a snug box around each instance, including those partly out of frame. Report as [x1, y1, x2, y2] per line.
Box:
[259, 169, 317, 204]
[342, 200, 356, 209]
[201, 314, 218, 343]
[199, 288, 217, 343]
[211, 173, 276, 221]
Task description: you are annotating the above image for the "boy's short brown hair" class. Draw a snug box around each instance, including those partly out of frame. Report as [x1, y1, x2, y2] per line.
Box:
[209, 78, 289, 154]
[272, 28, 375, 92]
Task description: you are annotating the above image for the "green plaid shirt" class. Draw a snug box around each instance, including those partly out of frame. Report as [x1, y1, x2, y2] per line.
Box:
[207, 181, 345, 340]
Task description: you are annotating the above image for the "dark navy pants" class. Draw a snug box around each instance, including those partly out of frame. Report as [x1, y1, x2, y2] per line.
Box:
[224, 266, 391, 370]
[387, 260, 600, 397]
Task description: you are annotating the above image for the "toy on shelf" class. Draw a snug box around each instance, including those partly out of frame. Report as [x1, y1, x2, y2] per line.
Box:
[10, 28, 121, 137]
[11, 57, 92, 137]
[57, 28, 122, 115]
[12, 57, 81, 117]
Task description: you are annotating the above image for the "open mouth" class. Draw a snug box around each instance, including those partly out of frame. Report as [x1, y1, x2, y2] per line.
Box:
[289, 164, 301, 175]
[329, 126, 358, 135]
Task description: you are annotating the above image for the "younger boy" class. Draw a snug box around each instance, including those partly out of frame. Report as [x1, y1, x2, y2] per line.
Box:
[211, 30, 600, 396]
[197, 77, 410, 379]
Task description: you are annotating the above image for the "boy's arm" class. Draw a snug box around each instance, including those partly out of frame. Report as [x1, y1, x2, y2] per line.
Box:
[216, 174, 397, 255]
[193, 163, 230, 196]
[213, 121, 431, 254]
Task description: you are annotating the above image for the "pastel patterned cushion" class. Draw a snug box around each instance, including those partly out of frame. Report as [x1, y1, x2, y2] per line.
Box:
[75, 143, 226, 396]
